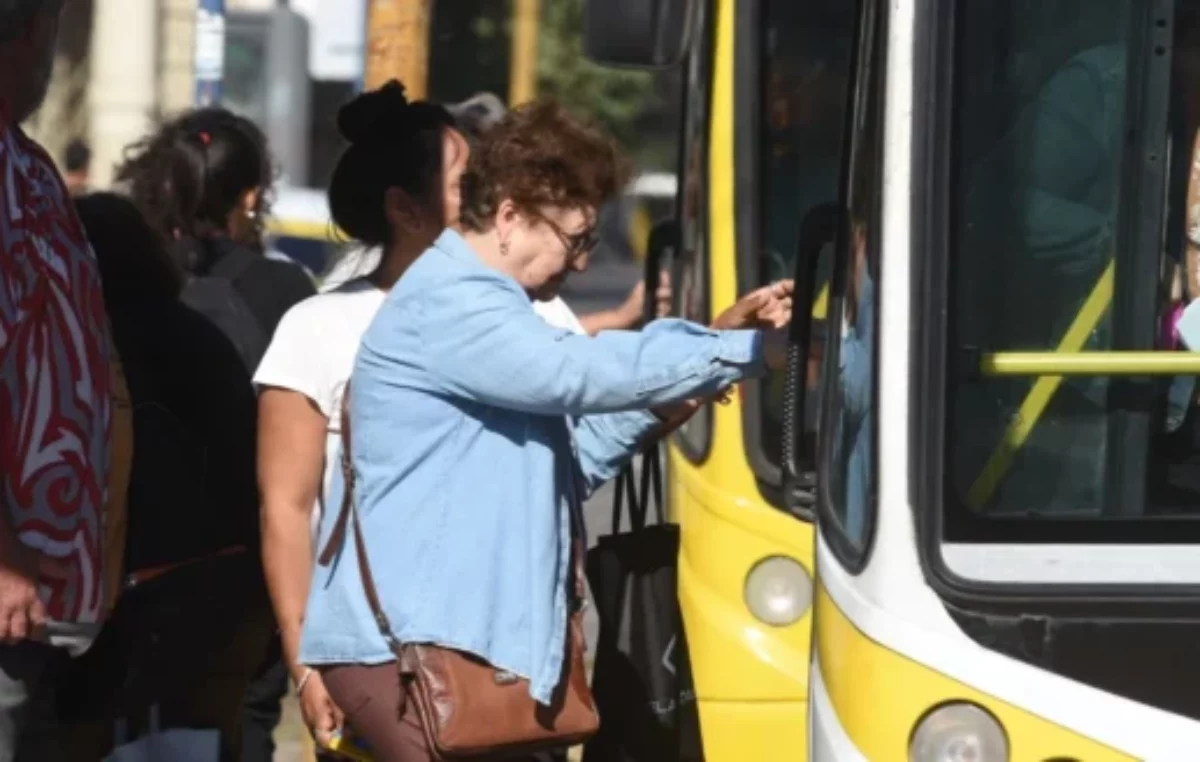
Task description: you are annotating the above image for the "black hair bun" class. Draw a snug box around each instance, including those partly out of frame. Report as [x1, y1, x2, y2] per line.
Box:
[337, 80, 453, 147]
[337, 80, 412, 145]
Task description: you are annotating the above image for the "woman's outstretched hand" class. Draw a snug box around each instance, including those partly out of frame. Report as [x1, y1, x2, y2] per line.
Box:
[646, 279, 795, 434]
[712, 279, 794, 331]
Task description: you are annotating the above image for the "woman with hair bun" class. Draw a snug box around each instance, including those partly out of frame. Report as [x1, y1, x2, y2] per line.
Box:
[254, 80, 472, 755]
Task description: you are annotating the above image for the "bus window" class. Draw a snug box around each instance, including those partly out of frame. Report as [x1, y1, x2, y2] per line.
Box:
[818, 0, 883, 566]
[752, 0, 855, 479]
[944, 0, 1200, 543]
[673, 0, 715, 461]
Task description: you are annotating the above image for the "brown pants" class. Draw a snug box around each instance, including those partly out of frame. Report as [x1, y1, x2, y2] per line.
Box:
[321, 663, 568, 762]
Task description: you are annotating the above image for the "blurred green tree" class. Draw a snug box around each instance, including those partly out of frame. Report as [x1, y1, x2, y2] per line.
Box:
[427, 0, 678, 170]
[535, 0, 658, 156]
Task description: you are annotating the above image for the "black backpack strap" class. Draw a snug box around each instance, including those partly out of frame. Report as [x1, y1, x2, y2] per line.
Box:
[204, 243, 259, 283]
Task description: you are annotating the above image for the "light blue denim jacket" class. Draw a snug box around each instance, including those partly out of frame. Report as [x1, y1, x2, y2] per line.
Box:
[299, 230, 768, 703]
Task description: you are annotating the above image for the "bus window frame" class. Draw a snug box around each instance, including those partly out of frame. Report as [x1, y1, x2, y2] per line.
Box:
[733, 0, 786, 501]
[814, 0, 885, 574]
[911, 0, 1200, 607]
[739, 0, 856, 509]
[672, 0, 717, 463]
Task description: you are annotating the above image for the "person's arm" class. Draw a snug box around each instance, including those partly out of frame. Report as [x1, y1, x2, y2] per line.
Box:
[578, 272, 673, 336]
[569, 409, 670, 497]
[257, 389, 345, 748]
[577, 281, 643, 335]
[0, 331, 72, 643]
[407, 274, 773, 416]
[252, 306, 345, 748]
[566, 278, 796, 491]
[258, 389, 325, 683]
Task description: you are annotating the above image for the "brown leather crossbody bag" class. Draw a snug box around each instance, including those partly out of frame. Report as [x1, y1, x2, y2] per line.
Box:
[318, 387, 599, 759]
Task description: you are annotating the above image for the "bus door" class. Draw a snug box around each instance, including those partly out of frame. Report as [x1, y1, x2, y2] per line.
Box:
[743, 0, 857, 515]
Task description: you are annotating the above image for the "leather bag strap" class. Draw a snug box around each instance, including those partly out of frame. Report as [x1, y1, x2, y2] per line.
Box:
[317, 385, 403, 656]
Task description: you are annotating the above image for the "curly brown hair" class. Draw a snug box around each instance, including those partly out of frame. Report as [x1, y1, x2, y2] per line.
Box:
[458, 100, 631, 232]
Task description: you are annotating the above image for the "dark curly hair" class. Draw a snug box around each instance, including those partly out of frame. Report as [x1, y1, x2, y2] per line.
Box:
[458, 100, 630, 233]
[116, 108, 273, 262]
[328, 80, 453, 248]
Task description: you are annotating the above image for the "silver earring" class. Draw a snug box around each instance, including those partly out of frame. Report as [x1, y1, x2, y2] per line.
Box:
[500, 239, 510, 256]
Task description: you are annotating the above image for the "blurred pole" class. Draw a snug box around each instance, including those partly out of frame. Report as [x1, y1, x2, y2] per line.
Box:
[508, 0, 540, 106]
[159, 0, 200, 118]
[195, 0, 226, 106]
[88, 0, 158, 189]
[364, 0, 431, 96]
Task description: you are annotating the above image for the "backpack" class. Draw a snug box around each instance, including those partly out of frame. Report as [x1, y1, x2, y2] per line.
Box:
[180, 246, 269, 373]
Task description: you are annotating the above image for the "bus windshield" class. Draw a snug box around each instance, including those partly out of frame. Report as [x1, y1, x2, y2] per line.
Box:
[943, 0, 1200, 547]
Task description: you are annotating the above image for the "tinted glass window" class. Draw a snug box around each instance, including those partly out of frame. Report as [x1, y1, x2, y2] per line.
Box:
[945, 0, 1200, 541]
[673, 0, 716, 458]
[819, 0, 883, 564]
[755, 1, 854, 472]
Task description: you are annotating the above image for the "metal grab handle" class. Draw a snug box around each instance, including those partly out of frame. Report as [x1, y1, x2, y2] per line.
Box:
[782, 203, 840, 516]
[977, 351, 1200, 377]
[643, 220, 678, 323]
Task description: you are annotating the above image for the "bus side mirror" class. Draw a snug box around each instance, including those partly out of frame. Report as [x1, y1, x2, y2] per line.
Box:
[583, 0, 696, 69]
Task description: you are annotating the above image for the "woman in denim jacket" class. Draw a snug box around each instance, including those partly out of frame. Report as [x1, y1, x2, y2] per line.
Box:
[301, 101, 792, 760]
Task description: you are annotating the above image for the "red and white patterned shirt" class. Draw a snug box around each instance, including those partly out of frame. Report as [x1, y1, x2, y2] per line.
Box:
[0, 118, 111, 624]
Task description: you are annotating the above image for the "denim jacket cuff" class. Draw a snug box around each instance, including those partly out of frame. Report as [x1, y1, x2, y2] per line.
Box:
[714, 329, 766, 376]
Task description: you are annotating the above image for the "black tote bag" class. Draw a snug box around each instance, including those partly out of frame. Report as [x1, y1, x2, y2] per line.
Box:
[582, 446, 704, 762]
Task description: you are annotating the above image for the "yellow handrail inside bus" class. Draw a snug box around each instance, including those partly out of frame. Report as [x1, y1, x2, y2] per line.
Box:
[980, 351, 1200, 376]
[265, 217, 344, 242]
[966, 260, 1114, 509]
[813, 282, 829, 319]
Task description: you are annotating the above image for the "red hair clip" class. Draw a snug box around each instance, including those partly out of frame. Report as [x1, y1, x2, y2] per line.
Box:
[198, 131, 212, 146]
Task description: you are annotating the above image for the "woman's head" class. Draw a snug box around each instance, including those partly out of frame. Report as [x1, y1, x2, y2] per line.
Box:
[118, 108, 272, 254]
[458, 100, 629, 301]
[328, 80, 468, 256]
[75, 192, 185, 306]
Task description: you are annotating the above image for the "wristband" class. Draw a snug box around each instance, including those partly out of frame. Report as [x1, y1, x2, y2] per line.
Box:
[295, 667, 315, 697]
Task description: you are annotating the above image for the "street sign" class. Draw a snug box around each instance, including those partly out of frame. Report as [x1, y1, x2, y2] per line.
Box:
[196, 0, 226, 105]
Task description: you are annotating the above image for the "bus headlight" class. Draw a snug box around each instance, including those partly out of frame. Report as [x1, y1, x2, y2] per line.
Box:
[743, 556, 812, 626]
[909, 702, 1009, 762]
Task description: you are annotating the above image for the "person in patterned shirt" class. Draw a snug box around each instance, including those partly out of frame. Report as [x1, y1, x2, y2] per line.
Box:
[0, 1, 113, 758]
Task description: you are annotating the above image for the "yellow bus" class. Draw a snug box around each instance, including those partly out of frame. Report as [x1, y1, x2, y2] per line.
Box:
[591, 0, 1200, 758]
[588, 0, 854, 758]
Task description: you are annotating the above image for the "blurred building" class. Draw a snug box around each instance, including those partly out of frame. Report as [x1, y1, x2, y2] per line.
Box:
[22, 0, 678, 280]
[25, 0, 364, 189]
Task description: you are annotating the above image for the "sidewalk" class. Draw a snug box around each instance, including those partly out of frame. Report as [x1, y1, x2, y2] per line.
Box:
[273, 685, 588, 761]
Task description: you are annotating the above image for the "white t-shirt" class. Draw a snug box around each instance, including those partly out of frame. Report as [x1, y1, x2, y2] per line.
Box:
[253, 276, 586, 538]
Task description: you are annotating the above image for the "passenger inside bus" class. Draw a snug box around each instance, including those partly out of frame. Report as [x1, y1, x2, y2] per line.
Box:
[760, 0, 854, 468]
[831, 219, 875, 541]
[948, 0, 1200, 528]
[951, 2, 1125, 517]
[1152, 1, 1200, 511]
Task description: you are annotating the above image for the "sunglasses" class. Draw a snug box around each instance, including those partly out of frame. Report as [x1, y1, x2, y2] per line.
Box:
[535, 213, 599, 259]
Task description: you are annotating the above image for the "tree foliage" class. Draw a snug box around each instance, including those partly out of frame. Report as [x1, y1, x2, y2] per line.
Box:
[427, 0, 678, 170]
[535, 0, 656, 147]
